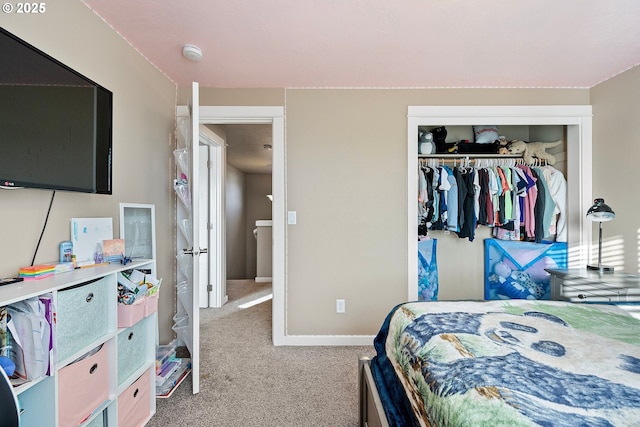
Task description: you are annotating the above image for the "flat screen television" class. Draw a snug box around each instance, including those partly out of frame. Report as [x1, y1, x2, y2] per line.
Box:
[0, 27, 113, 194]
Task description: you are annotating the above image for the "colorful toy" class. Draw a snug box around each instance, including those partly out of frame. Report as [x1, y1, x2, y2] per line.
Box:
[493, 261, 543, 300]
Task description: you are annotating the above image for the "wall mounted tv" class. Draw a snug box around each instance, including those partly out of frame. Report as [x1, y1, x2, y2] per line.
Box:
[0, 27, 113, 194]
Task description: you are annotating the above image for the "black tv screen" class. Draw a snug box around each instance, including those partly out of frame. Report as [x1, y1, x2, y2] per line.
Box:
[0, 27, 112, 194]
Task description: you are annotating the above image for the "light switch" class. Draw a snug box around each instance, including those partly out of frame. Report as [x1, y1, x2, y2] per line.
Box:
[287, 211, 297, 225]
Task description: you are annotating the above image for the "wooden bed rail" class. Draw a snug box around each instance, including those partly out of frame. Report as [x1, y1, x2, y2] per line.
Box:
[359, 356, 390, 427]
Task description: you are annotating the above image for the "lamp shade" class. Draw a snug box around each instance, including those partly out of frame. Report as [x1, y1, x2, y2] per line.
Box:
[586, 198, 615, 222]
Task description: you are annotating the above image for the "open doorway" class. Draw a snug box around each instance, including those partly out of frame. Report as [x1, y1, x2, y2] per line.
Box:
[196, 106, 286, 346]
[217, 124, 273, 285]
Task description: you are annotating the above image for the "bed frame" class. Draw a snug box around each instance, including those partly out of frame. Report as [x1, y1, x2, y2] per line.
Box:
[358, 357, 390, 427]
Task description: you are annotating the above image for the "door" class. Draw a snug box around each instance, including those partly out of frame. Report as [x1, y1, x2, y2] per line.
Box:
[175, 82, 202, 394]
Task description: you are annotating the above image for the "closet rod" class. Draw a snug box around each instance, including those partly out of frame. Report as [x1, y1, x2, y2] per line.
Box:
[418, 154, 521, 159]
[419, 156, 548, 167]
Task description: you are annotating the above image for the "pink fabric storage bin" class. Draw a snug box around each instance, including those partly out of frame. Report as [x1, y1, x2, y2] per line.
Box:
[58, 344, 110, 427]
[118, 370, 151, 427]
[144, 293, 158, 317]
[118, 298, 145, 328]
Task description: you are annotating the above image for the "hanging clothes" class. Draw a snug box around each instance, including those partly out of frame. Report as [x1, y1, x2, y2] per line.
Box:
[418, 157, 567, 243]
[542, 165, 568, 242]
[457, 168, 477, 242]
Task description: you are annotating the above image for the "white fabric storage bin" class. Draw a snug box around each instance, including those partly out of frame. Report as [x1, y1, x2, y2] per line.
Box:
[57, 277, 110, 362]
[117, 317, 149, 386]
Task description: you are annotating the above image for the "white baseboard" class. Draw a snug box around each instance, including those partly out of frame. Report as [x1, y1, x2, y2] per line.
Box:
[255, 276, 272, 283]
[277, 335, 375, 346]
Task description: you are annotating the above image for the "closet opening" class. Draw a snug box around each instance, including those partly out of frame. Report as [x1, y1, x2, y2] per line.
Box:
[407, 105, 593, 301]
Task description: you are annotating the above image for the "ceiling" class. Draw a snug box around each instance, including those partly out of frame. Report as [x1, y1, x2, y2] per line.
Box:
[81, 0, 640, 174]
[212, 124, 273, 174]
[83, 0, 640, 89]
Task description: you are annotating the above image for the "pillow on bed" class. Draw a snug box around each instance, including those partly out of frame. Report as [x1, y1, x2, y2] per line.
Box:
[473, 125, 499, 144]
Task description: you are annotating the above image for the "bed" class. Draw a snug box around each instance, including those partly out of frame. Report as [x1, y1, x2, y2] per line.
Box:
[359, 300, 640, 427]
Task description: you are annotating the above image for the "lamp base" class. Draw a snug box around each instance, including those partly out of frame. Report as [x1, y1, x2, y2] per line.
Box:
[587, 264, 614, 273]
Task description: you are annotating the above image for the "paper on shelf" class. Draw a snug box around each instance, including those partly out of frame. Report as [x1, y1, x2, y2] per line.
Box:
[70, 218, 113, 265]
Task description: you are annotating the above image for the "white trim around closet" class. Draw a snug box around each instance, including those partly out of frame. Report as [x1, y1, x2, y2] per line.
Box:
[407, 105, 593, 301]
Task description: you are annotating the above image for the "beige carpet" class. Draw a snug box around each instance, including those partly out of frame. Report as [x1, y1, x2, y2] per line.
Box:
[148, 280, 375, 426]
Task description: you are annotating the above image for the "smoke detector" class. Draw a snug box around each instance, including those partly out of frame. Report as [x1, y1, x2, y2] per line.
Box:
[182, 44, 203, 62]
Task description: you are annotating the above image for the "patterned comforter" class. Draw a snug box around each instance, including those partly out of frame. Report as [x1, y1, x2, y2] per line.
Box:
[370, 300, 640, 427]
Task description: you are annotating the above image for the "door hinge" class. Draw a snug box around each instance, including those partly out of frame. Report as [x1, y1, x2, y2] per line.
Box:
[207, 284, 213, 292]
[207, 160, 214, 169]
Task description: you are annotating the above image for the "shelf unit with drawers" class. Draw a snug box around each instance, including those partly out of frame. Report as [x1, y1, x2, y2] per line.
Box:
[0, 260, 157, 427]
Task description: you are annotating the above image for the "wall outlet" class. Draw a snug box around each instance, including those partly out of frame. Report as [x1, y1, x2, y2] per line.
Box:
[336, 299, 345, 313]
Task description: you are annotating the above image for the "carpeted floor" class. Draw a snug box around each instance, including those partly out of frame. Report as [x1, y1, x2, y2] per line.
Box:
[148, 280, 375, 426]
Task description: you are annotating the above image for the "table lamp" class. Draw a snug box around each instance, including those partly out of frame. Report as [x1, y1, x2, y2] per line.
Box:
[586, 198, 615, 272]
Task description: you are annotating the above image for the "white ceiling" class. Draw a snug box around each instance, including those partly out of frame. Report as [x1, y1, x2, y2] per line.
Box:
[83, 0, 640, 89]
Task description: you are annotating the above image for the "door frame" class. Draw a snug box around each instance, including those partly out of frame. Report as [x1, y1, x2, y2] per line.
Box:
[199, 127, 227, 308]
[178, 105, 286, 345]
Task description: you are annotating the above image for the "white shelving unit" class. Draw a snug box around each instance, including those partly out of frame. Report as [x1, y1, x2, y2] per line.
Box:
[0, 260, 157, 427]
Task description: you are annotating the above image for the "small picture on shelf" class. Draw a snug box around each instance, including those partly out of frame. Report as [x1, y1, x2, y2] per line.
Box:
[102, 239, 125, 263]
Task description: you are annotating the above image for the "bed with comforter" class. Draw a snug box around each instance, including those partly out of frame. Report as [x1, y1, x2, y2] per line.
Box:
[359, 300, 640, 427]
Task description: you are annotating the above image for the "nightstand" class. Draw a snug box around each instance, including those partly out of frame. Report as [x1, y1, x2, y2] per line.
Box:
[546, 268, 640, 303]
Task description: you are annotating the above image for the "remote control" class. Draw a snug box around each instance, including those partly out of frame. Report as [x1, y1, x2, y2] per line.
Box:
[0, 277, 24, 286]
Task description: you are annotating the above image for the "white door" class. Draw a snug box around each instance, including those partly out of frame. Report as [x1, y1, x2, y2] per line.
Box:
[181, 82, 201, 394]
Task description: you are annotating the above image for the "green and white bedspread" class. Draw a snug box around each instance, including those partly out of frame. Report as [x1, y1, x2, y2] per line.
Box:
[376, 300, 640, 426]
